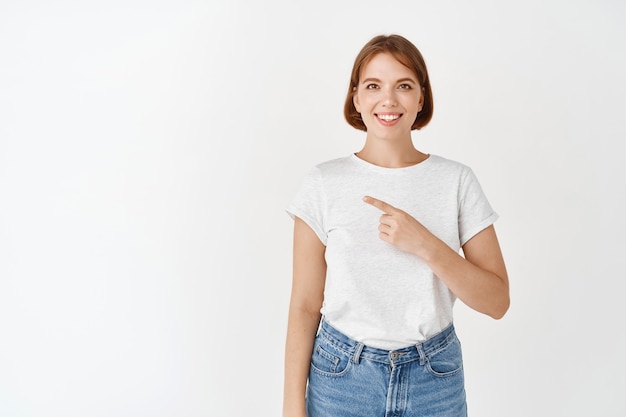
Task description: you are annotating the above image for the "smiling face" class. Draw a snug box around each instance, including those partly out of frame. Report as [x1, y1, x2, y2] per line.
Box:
[353, 52, 424, 141]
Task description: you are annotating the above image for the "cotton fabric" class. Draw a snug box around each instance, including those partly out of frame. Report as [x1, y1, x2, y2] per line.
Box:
[287, 154, 497, 350]
[306, 318, 467, 417]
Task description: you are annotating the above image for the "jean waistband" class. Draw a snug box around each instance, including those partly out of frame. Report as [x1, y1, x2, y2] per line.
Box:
[318, 318, 457, 365]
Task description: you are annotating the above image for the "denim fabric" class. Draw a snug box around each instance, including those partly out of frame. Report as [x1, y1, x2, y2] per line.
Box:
[306, 319, 467, 417]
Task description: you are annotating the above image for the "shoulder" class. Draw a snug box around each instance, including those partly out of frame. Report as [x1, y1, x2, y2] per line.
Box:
[308, 155, 355, 178]
[314, 155, 353, 170]
[294, 155, 354, 191]
[428, 154, 470, 170]
[427, 154, 473, 177]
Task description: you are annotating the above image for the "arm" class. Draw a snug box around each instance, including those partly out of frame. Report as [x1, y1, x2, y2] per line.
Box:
[283, 217, 326, 417]
[363, 196, 509, 319]
[425, 225, 509, 319]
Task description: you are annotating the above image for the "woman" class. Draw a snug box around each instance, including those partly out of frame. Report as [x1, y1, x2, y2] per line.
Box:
[283, 34, 509, 417]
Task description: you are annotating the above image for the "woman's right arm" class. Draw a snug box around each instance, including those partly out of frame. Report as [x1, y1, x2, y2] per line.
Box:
[283, 217, 327, 417]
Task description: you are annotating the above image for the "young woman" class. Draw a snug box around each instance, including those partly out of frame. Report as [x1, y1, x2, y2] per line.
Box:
[283, 34, 509, 417]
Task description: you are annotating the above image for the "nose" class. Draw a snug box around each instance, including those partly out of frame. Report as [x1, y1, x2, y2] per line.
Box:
[381, 88, 398, 107]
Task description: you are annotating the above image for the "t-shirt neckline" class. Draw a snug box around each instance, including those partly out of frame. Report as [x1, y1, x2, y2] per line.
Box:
[350, 152, 434, 173]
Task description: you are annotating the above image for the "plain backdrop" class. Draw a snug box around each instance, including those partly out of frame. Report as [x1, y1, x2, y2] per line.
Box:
[1, 0, 625, 416]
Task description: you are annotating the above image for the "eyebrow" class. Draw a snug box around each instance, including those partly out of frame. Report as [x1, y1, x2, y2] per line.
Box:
[361, 77, 418, 84]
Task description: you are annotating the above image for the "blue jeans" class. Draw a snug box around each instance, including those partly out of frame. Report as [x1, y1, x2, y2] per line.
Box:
[306, 319, 467, 417]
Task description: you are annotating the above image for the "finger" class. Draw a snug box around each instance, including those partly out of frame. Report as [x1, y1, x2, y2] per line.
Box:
[379, 213, 393, 226]
[363, 196, 397, 213]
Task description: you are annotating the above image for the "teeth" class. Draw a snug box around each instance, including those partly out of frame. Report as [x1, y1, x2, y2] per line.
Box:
[378, 114, 400, 121]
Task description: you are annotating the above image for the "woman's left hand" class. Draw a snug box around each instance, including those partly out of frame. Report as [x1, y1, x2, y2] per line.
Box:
[363, 195, 439, 259]
[363, 195, 510, 319]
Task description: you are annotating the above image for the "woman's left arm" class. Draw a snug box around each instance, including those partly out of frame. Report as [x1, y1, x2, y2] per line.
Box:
[364, 196, 510, 319]
[433, 225, 510, 319]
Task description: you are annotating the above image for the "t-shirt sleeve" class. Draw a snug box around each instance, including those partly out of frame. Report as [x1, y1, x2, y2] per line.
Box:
[286, 166, 328, 245]
[458, 168, 499, 246]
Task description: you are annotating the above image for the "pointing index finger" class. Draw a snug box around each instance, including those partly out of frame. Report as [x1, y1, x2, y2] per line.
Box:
[363, 196, 396, 213]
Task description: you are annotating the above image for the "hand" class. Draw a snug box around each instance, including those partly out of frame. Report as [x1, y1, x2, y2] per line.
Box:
[363, 195, 437, 258]
[363, 196, 510, 319]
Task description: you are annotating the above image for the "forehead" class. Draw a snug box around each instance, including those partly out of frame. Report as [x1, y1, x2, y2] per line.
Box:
[360, 52, 417, 80]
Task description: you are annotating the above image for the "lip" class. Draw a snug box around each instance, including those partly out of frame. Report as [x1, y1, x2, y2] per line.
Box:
[375, 112, 402, 126]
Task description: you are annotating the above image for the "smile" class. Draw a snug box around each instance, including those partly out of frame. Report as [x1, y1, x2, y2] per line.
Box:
[377, 114, 401, 121]
[375, 113, 402, 126]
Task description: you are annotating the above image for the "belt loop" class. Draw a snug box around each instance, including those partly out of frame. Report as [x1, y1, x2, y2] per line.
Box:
[352, 342, 364, 364]
[416, 343, 427, 366]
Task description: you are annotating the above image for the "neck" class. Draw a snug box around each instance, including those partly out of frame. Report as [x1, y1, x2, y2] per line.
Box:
[356, 139, 428, 168]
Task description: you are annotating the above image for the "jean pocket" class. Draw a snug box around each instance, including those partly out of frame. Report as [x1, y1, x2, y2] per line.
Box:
[425, 334, 464, 377]
[310, 335, 352, 377]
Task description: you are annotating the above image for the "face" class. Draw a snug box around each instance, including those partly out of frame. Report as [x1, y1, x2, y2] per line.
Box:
[353, 52, 424, 140]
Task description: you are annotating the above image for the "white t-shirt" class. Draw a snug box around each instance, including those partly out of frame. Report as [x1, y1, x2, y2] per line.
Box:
[287, 154, 498, 350]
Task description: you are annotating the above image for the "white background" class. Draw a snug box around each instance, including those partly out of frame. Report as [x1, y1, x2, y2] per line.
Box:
[1, 0, 625, 416]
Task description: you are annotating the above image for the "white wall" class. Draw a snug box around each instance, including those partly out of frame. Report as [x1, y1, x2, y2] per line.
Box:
[1, 0, 624, 416]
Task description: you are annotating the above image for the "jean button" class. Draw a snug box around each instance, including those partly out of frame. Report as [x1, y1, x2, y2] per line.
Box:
[390, 352, 399, 360]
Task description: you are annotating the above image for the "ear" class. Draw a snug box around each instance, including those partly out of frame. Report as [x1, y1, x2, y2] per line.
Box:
[352, 87, 361, 113]
[418, 87, 425, 111]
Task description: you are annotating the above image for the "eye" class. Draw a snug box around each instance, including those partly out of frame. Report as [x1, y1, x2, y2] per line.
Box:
[398, 84, 412, 90]
[365, 83, 379, 90]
